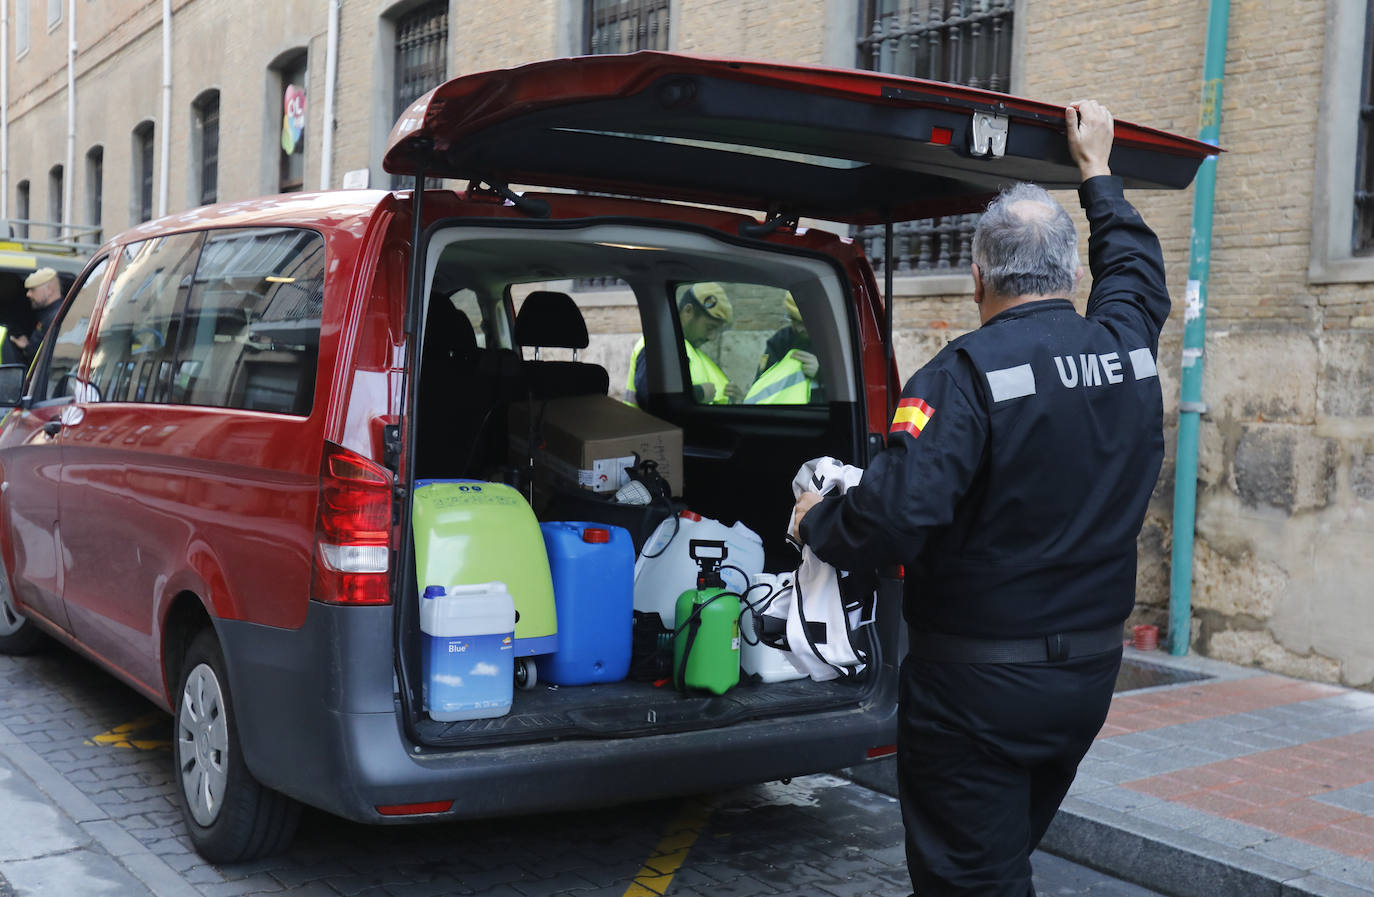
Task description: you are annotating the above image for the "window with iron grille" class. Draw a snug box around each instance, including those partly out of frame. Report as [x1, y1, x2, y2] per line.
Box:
[856, 0, 1015, 276]
[194, 91, 220, 206]
[393, 1, 447, 189]
[584, 0, 670, 55]
[1356, 0, 1374, 255]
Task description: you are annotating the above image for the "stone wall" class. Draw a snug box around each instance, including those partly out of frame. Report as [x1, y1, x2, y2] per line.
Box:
[1022, 0, 1374, 687]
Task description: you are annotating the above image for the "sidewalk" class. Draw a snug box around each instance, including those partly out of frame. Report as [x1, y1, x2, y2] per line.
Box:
[846, 646, 1374, 897]
[4, 647, 1373, 897]
[0, 721, 190, 897]
[1045, 647, 1374, 897]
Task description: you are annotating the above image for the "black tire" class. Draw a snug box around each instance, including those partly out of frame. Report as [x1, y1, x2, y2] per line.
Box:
[173, 628, 301, 863]
[0, 581, 46, 655]
[515, 656, 538, 690]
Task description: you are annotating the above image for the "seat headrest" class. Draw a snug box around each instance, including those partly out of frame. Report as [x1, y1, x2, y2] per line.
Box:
[514, 291, 589, 350]
[424, 294, 478, 368]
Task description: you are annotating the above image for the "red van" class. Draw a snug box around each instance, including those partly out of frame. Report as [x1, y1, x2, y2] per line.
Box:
[0, 53, 1213, 861]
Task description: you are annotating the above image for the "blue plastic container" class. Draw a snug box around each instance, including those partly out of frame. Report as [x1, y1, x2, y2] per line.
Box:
[536, 521, 634, 686]
[419, 583, 515, 721]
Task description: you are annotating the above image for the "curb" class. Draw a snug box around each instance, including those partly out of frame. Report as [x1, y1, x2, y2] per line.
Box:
[839, 759, 1373, 897]
[0, 722, 200, 897]
[1041, 799, 1374, 897]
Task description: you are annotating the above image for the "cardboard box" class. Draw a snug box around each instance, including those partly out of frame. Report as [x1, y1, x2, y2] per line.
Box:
[509, 395, 683, 497]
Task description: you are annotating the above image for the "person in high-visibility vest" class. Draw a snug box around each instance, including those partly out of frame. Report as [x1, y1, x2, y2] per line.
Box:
[744, 292, 822, 405]
[626, 282, 740, 406]
[744, 348, 814, 404]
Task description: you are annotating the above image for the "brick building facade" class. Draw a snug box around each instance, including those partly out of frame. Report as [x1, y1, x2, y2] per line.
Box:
[3, 0, 1371, 686]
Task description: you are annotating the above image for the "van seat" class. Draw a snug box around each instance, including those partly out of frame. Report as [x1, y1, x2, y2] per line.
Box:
[514, 291, 609, 399]
[416, 301, 521, 477]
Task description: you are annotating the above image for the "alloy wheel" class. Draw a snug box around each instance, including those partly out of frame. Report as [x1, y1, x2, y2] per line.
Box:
[178, 663, 230, 827]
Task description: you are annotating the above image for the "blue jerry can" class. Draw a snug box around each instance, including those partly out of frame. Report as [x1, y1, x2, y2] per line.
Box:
[536, 521, 634, 686]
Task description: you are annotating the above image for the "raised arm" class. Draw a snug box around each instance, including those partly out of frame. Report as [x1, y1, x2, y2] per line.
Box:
[1068, 101, 1171, 345]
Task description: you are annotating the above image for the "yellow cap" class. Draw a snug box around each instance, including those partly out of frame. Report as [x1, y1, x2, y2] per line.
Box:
[783, 292, 802, 322]
[688, 282, 733, 325]
[24, 267, 56, 289]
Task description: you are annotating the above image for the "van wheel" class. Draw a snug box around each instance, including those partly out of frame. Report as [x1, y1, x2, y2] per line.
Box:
[174, 629, 301, 862]
[0, 583, 45, 655]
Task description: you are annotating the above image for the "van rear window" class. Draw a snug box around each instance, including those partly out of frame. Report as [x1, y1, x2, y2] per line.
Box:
[88, 227, 325, 416]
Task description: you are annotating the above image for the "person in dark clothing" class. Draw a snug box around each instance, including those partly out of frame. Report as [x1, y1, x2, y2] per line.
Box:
[0, 274, 37, 366]
[11, 267, 64, 366]
[793, 101, 1166, 897]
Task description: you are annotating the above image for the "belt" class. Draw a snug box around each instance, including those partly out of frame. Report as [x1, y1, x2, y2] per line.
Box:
[907, 625, 1123, 664]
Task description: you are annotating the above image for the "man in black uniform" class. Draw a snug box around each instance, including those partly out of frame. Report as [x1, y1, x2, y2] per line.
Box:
[794, 101, 1166, 896]
[11, 267, 64, 367]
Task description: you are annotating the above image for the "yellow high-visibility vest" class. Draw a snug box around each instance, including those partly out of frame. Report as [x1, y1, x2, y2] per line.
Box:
[744, 349, 812, 404]
[626, 338, 731, 405]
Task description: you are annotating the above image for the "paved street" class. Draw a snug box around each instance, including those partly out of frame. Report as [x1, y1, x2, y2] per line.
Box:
[0, 644, 1165, 897]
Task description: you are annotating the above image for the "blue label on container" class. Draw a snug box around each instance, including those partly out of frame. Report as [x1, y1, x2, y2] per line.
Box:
[423, 631, 514, 715]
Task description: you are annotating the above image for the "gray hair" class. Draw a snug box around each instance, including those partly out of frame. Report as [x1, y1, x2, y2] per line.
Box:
[971, 182, 1079, 298]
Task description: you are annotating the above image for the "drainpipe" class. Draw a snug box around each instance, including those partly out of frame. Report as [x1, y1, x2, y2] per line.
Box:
[64, 0, 75, 239]
[1169, 0, 1230, 656]
[158, 0, 171, 217]
[320, 0, 340, 190]
[1, 3, 8, 225]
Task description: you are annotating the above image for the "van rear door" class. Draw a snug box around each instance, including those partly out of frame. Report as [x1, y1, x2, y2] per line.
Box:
[382, 52, 1218, 224]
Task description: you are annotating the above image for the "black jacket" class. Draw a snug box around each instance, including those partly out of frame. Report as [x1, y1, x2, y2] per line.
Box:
[800, 176, 1169, 639]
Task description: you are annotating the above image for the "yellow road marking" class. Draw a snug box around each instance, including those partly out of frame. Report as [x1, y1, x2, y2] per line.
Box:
[622, 798, 714, 897]
[85, 712, 171, 751]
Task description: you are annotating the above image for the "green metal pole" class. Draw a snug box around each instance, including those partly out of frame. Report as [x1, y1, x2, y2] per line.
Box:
[1169, 0, 1230, 655]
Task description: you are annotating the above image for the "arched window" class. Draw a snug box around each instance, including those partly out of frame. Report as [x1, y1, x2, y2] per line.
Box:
[15, 181, 30, 238]
[85, 146, 103, 244]
[133, 120, 156, 223]
[271, 51, 308, 193]
[192, 90, 221, 206]
[48, 164, 64, 238]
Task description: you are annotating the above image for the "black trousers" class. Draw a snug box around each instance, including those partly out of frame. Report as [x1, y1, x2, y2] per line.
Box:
[897, 647, 1122, 897]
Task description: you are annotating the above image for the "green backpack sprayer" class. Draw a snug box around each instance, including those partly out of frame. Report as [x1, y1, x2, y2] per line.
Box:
[673, 539, 741, 695]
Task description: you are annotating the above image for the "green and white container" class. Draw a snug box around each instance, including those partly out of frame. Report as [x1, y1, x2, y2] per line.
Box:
[412, 479, 557, 656]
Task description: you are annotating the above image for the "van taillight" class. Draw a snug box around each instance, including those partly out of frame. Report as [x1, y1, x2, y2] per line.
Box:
[312, 443, 392, 606]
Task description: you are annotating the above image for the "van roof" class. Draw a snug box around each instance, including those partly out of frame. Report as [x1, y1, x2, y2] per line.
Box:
[112, 191, 395, 243]
[383, 52, 1219, 225]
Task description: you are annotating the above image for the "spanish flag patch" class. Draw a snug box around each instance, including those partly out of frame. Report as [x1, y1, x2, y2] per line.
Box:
[890, 397, 934, 439]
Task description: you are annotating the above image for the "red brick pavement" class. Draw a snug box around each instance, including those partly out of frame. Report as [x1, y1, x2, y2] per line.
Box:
[1099, 674, 1346, 739]
[1117, 689, 1374, 859]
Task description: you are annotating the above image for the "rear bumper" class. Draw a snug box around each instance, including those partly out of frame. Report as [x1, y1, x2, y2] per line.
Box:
[218, 602, 899, 824]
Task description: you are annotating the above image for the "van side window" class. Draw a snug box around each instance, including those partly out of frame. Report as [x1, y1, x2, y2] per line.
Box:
[179, 227, 325, 415]
[655, 281, 823, 407]
[88, 233, 204, 403]
[37, 255, 108, 403]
